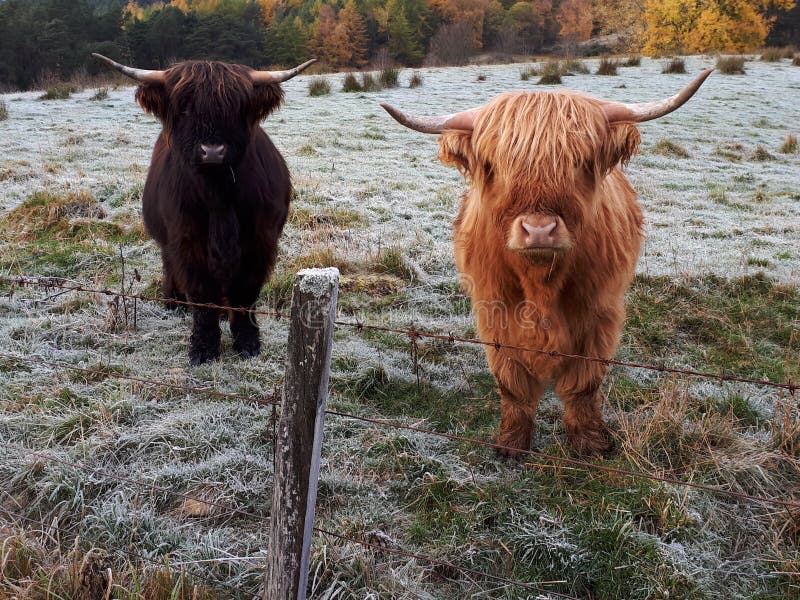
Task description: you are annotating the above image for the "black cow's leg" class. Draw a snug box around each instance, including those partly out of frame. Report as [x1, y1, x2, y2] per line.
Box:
[189, 304, 222, 366]
[161, 249, 186, 311]
[229, 280, 262, 359]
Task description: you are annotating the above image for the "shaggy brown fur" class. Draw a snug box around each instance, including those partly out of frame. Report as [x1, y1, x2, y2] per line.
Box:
[442, 91, 643, 457]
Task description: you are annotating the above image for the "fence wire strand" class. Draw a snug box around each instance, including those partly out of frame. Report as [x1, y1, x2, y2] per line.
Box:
[2, 274, 796, 393]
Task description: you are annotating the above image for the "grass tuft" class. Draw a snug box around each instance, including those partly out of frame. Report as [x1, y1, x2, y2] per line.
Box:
[360, 72, 380, 91]
[379, 67, 400, 88]
[537, 61, 562, 85]
[779, 133, 797, 153]
[716, 56, 746, 74]
[0, 99, 8, 121]
[596, 57, 619, 75]
[793, 55, 800, 66]
[562, 58, 589, 74]
[661, 58, 686, 73]
[341, 73, 362, 92]
[409, 72, 423, 88]
[653, 139, 689, 158]
[308, 77, 331, 96]
[90, 87, 109, 101]
[760, 47, 784, 62]
[623, 55, 641, 66]
[750, 145, 775, 161]
[39, 84, 78, 100]
[476, 73, 487, 81]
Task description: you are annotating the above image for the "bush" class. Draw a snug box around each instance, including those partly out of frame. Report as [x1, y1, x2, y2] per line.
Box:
[409, 72, 423, 88]
[379, 68, 399, 88]
[308, 77, 331, 96]
[760, 47, 783, 62]
[39, 84, 78, 100]
[537, 61, 562, 85]
[623, 56, 641, 67]
[342, 73, 362, 93]
[716, 56, 745, 74]
[596, 58, 619, 75]
[662, 58, 686, 74]
[562, 59, 589, 74]
[360, 72, 380, 91]
[90, 88, 109, 101]
[779, 134, 797, 154]
[0, 99, 7, 121]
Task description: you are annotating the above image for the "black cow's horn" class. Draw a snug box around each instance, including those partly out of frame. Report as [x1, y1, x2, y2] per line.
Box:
[380, 103, 480, 134]
[92, 53, 166, 84]
[250, 59, 317, 84]
[602, 68, 713, 123]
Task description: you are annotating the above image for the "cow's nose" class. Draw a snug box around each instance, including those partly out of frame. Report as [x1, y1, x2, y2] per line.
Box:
[520, 217, 558, 247]
[199, 144, 227, 164]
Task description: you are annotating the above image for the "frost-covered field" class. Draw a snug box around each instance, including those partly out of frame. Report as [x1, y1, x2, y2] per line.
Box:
[0, 57, 799, 599]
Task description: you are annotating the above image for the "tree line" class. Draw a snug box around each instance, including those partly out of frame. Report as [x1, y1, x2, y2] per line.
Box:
[0, 0, 798, 90]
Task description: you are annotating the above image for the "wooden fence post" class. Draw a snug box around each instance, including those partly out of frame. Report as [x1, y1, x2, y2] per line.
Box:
[265, 267, 339, 600]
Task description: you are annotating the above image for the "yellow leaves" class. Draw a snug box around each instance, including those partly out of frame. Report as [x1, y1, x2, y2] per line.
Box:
[642, 0, 792, 55]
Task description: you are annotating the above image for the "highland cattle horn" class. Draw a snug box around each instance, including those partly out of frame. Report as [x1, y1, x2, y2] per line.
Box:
[92, 53, 165, 84]
[249, 59, 318, 84]
[381, 67, 714, 133]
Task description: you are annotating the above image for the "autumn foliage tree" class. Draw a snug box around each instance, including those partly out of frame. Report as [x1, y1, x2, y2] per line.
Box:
[557, 0, 593, 50]
[643, 0, 796, 54]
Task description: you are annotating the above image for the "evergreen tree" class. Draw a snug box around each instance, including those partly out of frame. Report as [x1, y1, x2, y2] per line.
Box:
[386, 0, 424, 64]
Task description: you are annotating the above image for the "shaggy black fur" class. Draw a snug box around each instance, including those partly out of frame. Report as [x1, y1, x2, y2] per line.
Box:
[135, 61, 291, 365]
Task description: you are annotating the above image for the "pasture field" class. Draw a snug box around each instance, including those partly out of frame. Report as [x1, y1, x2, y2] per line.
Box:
[0, 56, 799, 599]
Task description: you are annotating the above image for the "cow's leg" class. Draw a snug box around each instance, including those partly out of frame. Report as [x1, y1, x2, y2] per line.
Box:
[161, 249, 186, 311]
[228, 278, 262, 359]
[487, 350, 544, 459]
[181, 264, 223, 367]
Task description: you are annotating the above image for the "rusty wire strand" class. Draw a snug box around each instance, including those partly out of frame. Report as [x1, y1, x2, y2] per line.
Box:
[324, 410, 800, 510]
[2, 274, 795, 393]
[314, 526, 581, 600]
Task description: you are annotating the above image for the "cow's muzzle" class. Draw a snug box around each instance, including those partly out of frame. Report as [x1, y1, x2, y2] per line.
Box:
[507, 214, 572, 257]
[199, 144, 227, 166]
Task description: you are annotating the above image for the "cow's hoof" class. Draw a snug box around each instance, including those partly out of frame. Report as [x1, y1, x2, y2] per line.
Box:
[568, 428, 614, 458]
[189, 346, 220, 366]
[233, 330, 261, 359]
[494, 432, 532, 461]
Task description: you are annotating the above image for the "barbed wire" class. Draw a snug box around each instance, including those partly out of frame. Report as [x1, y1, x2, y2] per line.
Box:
[325, 410, 800, 510]
[2, 273, 796, 393]
[314, 526, 581, 600]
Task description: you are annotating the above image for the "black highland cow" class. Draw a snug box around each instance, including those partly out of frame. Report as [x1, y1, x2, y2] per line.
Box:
[94, 54, 314, 365]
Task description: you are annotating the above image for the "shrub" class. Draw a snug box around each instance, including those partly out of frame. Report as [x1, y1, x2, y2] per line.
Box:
[409, 72, 423, 88]
[716, 56, 745, 74]
[0, 99, 7, 121]
[39, 84, 78, 100]
[90, 88, 109, 101]
[596, 58, 619, 75]
[537, 61, 562, 85]
[342, 73, 362, 93]
[653, 139, 689, 158]
[308, 77, 331, 96]
[779, 134, 797, 154]
[662, 58, 686, 74]
[562, 59, 589, 74]
[360, 72, 380, 91]
[760, 47, 783, 62]
[623, 56, 641, 67]
[379, 68, 399, 88]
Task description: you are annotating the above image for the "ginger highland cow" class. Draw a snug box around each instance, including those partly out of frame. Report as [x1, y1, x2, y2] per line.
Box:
[382, 69, 712, 456]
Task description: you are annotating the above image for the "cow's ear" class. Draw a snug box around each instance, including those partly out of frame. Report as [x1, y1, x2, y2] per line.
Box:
[438, 131, 474, 176]
[135, 84, 168, 120]
[251, 83, 285, 121]
[601, 122, 641, 172]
